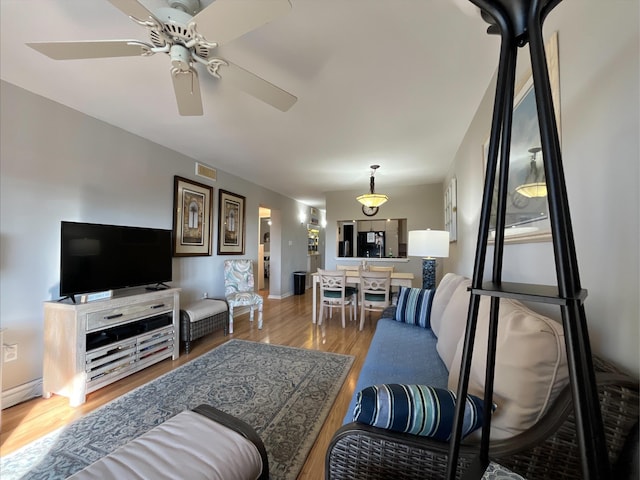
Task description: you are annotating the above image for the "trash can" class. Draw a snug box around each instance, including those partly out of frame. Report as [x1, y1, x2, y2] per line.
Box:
[293, 271, 307, 295]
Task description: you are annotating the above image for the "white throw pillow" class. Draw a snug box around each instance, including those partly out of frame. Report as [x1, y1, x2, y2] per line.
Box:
[448, 298, 569, 439]
[430, 273, 469, 338]
[435, 278, 473, 369]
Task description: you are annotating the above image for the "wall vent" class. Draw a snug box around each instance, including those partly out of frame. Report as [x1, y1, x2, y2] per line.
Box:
[195, 162, 217, 181]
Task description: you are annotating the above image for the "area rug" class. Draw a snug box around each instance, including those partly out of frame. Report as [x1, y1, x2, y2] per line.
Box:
[2, 339, 354, 480]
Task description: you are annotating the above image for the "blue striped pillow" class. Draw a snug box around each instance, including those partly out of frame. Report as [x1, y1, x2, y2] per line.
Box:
[353, 384, 488, 441]
[394, 287, 435, 328]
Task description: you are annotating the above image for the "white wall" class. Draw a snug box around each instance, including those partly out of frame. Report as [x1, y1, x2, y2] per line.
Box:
[0, 82, 312, 399]
[445, 1, 639, 376]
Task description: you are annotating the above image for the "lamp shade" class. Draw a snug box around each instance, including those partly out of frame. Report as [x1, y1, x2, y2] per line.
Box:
[408, 230, 450, 258]
[356, 193, 389, 208]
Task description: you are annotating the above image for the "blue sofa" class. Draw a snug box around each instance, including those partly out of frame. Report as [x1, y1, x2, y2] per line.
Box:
[327, 273, 639, 480]
[342, 317, 449, 425]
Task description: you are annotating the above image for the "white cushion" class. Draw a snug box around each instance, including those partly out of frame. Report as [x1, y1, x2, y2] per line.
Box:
[448, 298, 569, 440]
[69, 410, 263, 480]
[183, 300, 228, 322]
[435, 278, 473, 369]
[430, 273, 469, 337]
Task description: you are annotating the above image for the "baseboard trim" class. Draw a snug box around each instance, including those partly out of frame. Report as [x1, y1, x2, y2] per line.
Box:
[2, 379, 42, 409]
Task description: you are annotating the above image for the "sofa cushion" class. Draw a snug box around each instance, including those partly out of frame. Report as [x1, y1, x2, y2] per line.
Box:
[430, 273, 469, 337]
[394, 287, 435, 328]
[436, 278, 473, 369]
[353, 384, 487, 441]
[448, 298, 569, 440]
[344, 319, 448, 424]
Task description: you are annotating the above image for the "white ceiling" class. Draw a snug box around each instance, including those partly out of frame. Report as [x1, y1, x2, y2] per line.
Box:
[0, 0, 499, 209]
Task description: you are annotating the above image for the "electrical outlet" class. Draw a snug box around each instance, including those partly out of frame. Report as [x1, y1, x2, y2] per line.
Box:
[3, 344, 18, 362]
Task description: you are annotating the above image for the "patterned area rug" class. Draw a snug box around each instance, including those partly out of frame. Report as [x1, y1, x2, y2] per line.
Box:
[2, 339, 354, 480]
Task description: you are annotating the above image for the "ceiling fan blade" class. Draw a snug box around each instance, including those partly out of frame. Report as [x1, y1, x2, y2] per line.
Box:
[27, 41, 147, 60]
[107, 0, 157, 22]
[222, 62, 297, 112]
[171, 68, 204, 116]
[192, 0, 291, 45]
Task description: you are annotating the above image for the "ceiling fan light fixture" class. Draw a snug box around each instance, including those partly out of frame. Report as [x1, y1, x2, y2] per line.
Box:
[170, 44, 191, 71]
[515, 147, 547, 198]
[357, 165, 389, 208]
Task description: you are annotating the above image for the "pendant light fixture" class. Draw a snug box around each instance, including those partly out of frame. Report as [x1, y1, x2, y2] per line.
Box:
[515, 147, 547, 198]
[356, 165, 389, 208]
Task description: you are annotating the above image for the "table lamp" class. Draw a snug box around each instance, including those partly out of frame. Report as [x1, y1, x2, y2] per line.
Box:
[408, 230, 450, 289]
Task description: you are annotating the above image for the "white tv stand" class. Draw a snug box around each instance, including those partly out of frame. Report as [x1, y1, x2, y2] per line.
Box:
[43, 288, 180, 406]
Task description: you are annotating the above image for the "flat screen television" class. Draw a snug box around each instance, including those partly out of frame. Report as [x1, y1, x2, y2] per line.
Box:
[60, 221, 173, 298]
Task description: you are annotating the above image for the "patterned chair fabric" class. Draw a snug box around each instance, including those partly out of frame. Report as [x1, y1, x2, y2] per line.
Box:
[224, 260, 263, 334]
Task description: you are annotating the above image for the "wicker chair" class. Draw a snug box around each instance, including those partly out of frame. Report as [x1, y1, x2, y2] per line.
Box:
[326, 356, 639, 480]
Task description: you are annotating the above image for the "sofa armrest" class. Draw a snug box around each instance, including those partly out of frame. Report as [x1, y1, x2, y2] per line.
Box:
[326, 365, 639, 480]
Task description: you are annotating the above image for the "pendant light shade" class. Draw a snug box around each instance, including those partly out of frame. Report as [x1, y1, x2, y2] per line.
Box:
[515, 147, 547, 198]
[357, 165, 389, 207]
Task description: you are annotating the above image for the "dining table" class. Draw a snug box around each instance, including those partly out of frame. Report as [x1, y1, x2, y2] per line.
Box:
[311, 270, 414, 324]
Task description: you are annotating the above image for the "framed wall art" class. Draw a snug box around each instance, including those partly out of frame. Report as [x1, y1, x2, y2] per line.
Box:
[483, 31, 560, 244]
[444, 177, 457, 242]
[218, 189, 246, 255]
[172, 176, 213, 256]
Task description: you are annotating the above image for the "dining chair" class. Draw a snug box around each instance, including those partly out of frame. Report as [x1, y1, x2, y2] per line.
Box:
[336, 264, 361, 271]
[368, 265, 395, 302]
[224, 259, 263, 334]
[368, 265, 394, 272]
[358, 270, 392, 331]
[317, 269, 357, 328]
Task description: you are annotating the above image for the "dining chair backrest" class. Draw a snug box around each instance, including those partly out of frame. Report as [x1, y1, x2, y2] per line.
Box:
[318, 269, 347, 296]
[336, 264, 361, 271]
[358, 270, 392, 330]
[317, 269, 356, 328]
[369, 265, 395, 272]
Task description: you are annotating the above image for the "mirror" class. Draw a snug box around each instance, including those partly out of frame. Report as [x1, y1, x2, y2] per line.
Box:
[337, 219, 407, 258]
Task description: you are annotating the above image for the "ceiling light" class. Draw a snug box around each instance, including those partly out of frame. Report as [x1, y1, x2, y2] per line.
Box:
[356, 165, 389, 208]
[515, 147, 547, 198]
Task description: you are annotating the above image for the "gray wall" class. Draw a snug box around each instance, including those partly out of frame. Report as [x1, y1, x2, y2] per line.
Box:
[325, 184, 445, 284]
[0, 82, 313, 399]
[444, 0, 639, 376]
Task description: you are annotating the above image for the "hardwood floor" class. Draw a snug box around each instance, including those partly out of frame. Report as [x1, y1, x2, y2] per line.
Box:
[0, 288, 377, 479]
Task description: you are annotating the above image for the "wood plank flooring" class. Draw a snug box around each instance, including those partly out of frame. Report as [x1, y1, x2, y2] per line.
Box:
[0, 288, 378, 479]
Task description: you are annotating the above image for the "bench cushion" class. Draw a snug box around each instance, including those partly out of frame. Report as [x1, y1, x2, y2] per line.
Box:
[68, 409, 264, 480]
[183, 299, 228, 322]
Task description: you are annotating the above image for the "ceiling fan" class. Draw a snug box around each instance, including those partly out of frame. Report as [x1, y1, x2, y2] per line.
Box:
[26, 0, 297, 116]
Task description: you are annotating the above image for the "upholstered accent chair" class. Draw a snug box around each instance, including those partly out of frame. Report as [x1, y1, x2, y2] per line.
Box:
[358, 270, 392, 330]
[317, 269, 357, 328]
[223, 260, 263, 334]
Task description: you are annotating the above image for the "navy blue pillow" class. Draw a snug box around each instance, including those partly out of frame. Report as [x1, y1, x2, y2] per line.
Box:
[354, 384, 490, 441]
[394, 287, 435, 328]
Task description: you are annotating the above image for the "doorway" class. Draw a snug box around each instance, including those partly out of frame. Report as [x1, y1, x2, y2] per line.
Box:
[258, 207, 271, 293]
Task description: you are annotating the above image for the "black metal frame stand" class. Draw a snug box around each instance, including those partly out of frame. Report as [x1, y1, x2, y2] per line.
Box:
[446, 1, 610, 479]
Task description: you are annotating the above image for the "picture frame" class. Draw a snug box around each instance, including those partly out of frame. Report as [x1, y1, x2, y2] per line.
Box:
[483, 32, 560, 244]
[172, 176, 213, 256]
[218, 189, 246, 255]
[444, 177, 457, 242]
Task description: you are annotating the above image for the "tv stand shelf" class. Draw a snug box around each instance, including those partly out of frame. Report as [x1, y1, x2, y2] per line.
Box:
[43, 288, 180, 407]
